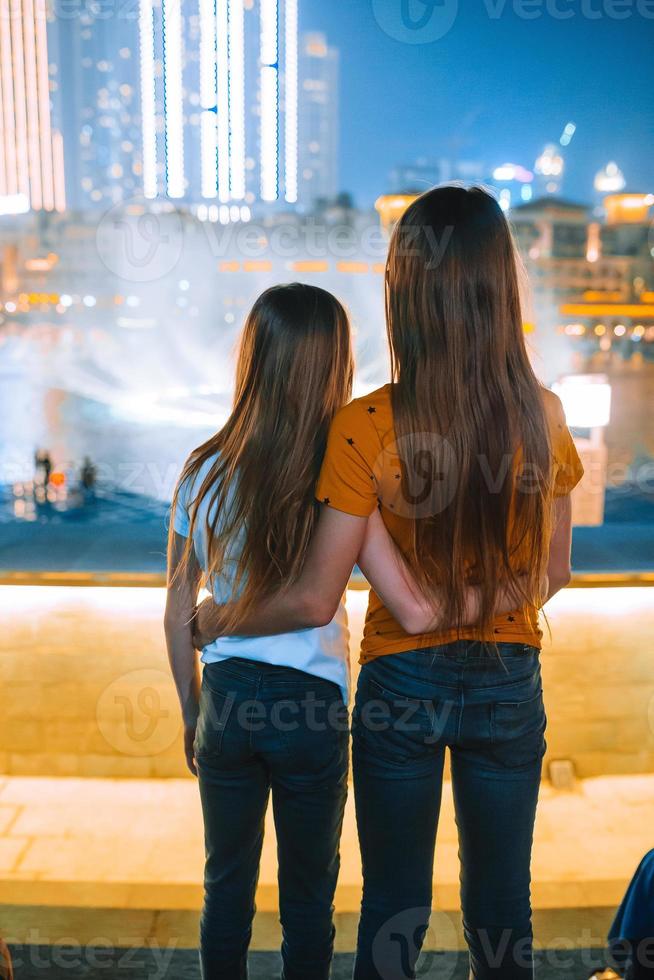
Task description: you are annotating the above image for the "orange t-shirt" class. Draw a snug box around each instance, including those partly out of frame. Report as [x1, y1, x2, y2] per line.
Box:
[316, 384, 584, 663]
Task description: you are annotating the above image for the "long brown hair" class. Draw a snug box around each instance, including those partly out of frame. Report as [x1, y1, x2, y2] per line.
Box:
[171, 283, 353, 623]
[386, 185, 553, 633]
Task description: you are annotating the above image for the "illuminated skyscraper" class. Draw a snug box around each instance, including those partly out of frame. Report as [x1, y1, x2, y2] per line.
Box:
[0, 0, 65, 215]
[297, 32, 339, 210]
[137, 0, 300, 212]
[50, 15, 142, 211]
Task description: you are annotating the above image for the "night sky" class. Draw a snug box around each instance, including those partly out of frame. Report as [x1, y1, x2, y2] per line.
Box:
[303, 0, 654, 207]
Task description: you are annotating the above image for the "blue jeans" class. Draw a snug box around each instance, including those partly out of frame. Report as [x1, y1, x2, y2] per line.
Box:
[351, 642, 546, 980]
[194, 658, 349, 980]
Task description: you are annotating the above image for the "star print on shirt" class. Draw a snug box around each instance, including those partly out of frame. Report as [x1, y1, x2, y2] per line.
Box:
[322, 497, 330, 505]
[367, 406, 376, 414]
[508, 615, 515, 623]
[346, 438, 355, 446]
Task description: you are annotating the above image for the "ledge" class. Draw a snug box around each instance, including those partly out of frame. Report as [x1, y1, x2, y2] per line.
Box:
[0, 570, 652, 589]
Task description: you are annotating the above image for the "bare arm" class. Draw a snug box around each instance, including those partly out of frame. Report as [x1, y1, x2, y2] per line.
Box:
[164, 531, 203, 775]
[544, 494, 573, 602]
[193, 506, 368, 647]
[357, 507, 539, 634]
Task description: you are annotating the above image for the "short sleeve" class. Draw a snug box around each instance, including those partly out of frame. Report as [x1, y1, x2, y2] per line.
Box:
[316, 401, 378, 518]
[548, 393, 585, 496]
[171, 471, 192, 537]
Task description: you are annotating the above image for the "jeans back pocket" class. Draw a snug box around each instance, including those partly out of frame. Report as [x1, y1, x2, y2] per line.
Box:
[194, 685, 236, 759]
[490, 688, 547, 769]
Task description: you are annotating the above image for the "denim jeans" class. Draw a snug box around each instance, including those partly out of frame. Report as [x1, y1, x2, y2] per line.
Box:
[194, 657, 349, 980]
[351, 641, 546, 980]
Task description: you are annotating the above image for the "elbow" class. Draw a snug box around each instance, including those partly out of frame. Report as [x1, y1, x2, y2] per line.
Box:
[549, 564, 572, 596]
[298, 591, 338, 629]
[397, 607, 433, 636]
[163, 605, 192, 638]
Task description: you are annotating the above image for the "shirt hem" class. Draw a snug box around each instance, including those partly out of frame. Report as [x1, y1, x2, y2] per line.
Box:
[359, 630, 543, 663]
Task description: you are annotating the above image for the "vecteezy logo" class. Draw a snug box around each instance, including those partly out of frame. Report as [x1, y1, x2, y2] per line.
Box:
[96, 668, 182, 757]
[372, 907, 459, 979]
[372, 0, 458, 43]
[95, 196, 184, 283]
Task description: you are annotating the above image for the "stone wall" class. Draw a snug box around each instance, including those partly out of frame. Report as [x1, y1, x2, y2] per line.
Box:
[1, 584, 652, 779]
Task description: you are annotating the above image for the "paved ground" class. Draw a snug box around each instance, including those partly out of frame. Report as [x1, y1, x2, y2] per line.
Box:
[5, 946, 616, 979]
[1, 774, 651, 920]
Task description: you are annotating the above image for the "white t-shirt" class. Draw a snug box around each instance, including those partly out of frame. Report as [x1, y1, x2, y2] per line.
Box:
[172, 454, 350, 704]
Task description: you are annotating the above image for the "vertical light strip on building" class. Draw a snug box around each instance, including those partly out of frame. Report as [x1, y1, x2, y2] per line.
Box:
[0, 48, 5, 197]
[139, 0, 157, 199]
[227, 0, 245, 200]
[259, 0, 278, 202]
[10, 0, 30, 201]
[34, 0, 54, 210]
[0, 0, 18, 197]
[21, 0, 43, 210]
[162, 0, 185, 198]
[52, 129, 66, 212]
[216, 0, 230, 203]
[199, 0, 218, 198]
[284, 0, 298, 203]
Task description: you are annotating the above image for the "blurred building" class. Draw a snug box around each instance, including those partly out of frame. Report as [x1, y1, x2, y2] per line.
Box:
[0, 0, 66, 215]
[40, 1, 341, 216]
[297, 32, 339, 211]
[49, 15, 142, 211]
[389, 157, 485, 195]
[511, 194, 654, 368]
[137, 0, 301, 212]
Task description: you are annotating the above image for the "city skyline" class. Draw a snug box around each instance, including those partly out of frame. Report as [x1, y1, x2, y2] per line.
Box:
[0, 0, 341, 215]
[305, 0, 654, 207]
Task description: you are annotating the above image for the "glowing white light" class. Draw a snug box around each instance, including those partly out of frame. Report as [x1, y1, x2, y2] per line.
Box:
[83, 295, 96, 307]
[10, 0, 30, 202]
[0, 192, 29, 215]
[59, 294, 72, 306]
[216, 0, 230, 203]
[559, 121, 576, 147]
[0, 0, 18, 196]
[139, 0, 157, 199]
[5, 301, 16, 312]
[260, 0, 279, 202]
[284, 0, 298, 204]
[535, 145, 563, 179]
[227, 0, 246, 200]
[34, 0, 54, 209]
[162, 0, 185, 198]
[200, 0, 218, 198]
[552, 375, 612, 429]
[492, 163, 533, 183]
[594, 161, 625, 194]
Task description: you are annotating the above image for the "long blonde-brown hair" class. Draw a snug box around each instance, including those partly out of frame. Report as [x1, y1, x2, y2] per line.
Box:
[386, 185, 553, 633]
[171, 283, 353, 623]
